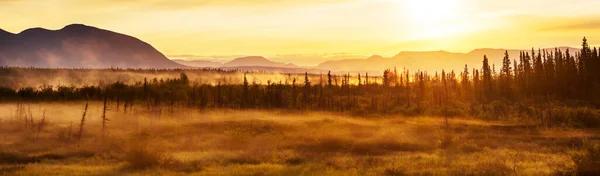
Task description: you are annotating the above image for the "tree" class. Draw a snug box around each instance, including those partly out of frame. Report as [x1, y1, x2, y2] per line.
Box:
[292, 78, 297, 109]
[544, 50, 556, 96]
[303, 72, 311, 106]
[365, 72, 369, 86]
[101, 94, 109, 143]
[179, 73, 189, 85]
[473, 69, 480, 101]
[482, 55, 492, 100]
[461, 64, 471, 99]
[501, 51, 512, 80]
[394, 67, 399, 86]
[243, 73, 249, 108]
[533, 48, 545, 95]
[383, 69, 390, 87]
[500, 50, 512, 97]
[77, 103, 89, 147]
[327, 71, 332, 87]
[580, 37, 593, 99]
[358, 73, 362, 87]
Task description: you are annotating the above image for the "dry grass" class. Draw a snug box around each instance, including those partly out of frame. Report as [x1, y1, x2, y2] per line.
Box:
[0, 102, 598, 175]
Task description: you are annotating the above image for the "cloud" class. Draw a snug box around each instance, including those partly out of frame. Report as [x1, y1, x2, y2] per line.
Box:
[539, 19, 600, 31]
[70, 0, 348, 11]
[495, 15, 600, 32]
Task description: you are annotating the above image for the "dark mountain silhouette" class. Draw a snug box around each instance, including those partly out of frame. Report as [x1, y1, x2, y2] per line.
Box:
[172, 59, 223, 67]
[223, 56, 298, 68]
[0, 24, 186, 68]
[317, 48, 578, 73]
[0, 29, 12, 38]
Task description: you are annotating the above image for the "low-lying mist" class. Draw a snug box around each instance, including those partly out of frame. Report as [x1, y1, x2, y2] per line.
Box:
[0, 67, 379, 89]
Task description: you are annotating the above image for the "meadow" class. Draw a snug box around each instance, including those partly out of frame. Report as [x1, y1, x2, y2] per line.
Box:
[1, 102, 598, 175]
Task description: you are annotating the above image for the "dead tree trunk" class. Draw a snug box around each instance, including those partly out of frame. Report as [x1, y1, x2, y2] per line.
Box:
[77, 103, 89, 147]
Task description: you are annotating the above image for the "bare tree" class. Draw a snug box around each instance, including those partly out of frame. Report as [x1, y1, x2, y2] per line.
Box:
[35, 109, 46, 142]
[77, 103, 89, 147]
[102, 94, 109, 143]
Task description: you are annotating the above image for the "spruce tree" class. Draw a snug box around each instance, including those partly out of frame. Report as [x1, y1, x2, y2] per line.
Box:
[482, 55, 492, 100]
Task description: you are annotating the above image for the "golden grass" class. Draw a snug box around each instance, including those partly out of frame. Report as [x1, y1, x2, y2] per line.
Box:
[0, 102, 597, 175]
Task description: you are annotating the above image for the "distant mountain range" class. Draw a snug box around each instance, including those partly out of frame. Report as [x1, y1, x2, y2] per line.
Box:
[0, 24, 580, 73]
[173, 56, 297, 68]
[171, 59, 223, 68]
[315, 47, 578, 73]
[175, 47, 578, 74]
[0, 24, 186, 68]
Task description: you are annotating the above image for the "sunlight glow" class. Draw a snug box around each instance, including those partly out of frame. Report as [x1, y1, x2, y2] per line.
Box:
[2, 0, 599, 57]
[393, 0, 467, 39]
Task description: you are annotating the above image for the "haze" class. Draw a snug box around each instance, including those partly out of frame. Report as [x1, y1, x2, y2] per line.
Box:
[2, 0, 600, 65]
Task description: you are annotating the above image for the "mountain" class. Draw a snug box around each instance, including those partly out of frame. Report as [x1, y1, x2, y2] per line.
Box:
[223, 56, 298, 68]
[0, 24, 186, 68]
[316, 48, 578, 73]
[172, 56, 299, 69]
[172, 59, 222, 67]
[219, 66, 327, 74]
[0, 29, 12, 38]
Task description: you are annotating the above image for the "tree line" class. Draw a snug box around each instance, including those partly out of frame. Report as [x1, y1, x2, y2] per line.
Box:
[1, 38, 600, 127]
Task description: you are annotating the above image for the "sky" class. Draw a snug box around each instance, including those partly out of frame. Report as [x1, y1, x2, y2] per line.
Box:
[2, 0, 600, 65]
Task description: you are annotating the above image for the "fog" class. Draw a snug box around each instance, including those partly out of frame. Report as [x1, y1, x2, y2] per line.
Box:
[0, 68, 381, 89]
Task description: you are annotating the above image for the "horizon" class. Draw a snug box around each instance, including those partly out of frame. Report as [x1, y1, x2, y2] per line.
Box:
[4, 24, 592, 67]
[3, 0, 600, 66]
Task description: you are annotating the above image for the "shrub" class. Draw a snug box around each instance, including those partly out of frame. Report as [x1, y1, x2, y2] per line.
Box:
[124, 130, 178, 169]
[570, 143, 600, 175]
[0, 152, 37, 164]
[571, 107, 600, 128]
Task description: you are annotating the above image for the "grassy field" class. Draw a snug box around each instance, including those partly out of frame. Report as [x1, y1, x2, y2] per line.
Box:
[1, 103, 599, 175]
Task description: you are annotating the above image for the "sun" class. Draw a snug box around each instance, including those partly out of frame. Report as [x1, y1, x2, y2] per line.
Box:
[392, 0, 467, 39]
[402, 0, 461, 26]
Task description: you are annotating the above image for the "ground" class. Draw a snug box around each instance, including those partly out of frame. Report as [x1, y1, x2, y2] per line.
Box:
[0, 103, 598, 175]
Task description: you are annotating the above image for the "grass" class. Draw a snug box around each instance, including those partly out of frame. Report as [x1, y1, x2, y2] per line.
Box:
[0, 102, 598, 175]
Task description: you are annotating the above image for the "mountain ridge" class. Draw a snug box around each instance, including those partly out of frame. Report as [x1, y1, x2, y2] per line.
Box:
[0, 24, 583, 72]
[316, 47, 579, 72]
[174, 56, 299, 69]
[0, 24, 187, 69]
[223, 56, 298, 68]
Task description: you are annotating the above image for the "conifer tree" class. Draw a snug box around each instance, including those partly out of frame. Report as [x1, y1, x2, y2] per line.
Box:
[327, 71, 332, 87]
[482, 55, 492, 100]
[500, 51, 512, 96]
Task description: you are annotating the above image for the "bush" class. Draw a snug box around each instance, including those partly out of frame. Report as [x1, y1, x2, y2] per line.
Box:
[571, 107, 600, 128]
[570, 143, 600, 175]
[124, 130, 178, 169]
[0, 152, 37, 164]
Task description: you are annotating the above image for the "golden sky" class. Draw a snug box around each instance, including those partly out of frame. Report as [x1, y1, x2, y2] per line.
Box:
[2, 0, 600, 63]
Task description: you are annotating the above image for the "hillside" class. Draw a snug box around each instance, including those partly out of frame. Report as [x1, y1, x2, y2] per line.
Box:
[0, 24, 186, 68]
